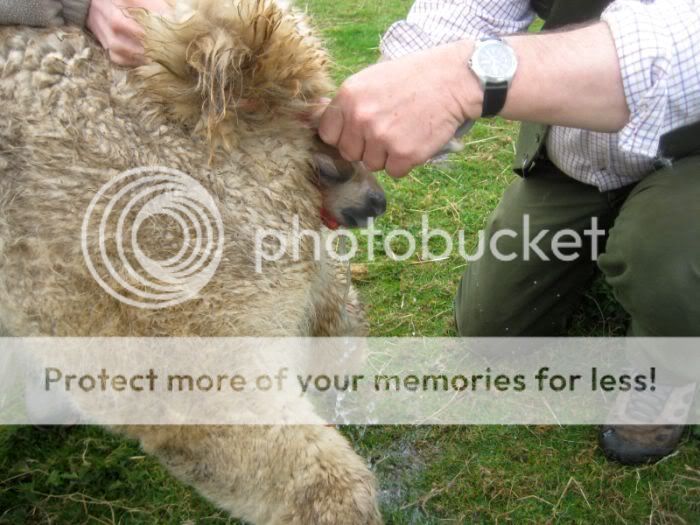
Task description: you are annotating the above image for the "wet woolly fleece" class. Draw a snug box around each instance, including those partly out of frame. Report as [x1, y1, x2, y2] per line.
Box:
[0, 1, 381, 523]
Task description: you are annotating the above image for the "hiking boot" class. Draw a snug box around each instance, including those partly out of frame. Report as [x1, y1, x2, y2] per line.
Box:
[599, 425, 685, 465]
[599, 378, 696, 465]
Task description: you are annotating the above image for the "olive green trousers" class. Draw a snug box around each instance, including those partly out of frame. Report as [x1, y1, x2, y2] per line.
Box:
[455, 155, 700, 383]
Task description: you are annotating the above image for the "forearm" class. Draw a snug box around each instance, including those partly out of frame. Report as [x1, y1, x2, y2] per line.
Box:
[319, 0, 699, 177]
[502, 22, 629, 132]
[450, 22, 630, 133]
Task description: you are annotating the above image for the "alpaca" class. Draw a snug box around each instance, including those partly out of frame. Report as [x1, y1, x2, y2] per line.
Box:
[0, 0, 382, 522]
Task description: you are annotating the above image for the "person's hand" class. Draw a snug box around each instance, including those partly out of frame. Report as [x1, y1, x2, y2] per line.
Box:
[316, 41, 482, 178]
[86, 0, 171, 66]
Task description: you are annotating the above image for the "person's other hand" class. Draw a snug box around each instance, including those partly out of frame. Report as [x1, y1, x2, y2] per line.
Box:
[86, 0, 171, 66]
[316, 41, 482, 178]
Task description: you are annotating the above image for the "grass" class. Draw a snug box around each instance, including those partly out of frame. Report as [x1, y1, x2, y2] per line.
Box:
[1, 0, 698, 523]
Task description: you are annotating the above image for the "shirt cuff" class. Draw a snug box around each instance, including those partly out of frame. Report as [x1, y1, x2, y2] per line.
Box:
[62, 0, 90, 26]
[602, 1, 674, 159]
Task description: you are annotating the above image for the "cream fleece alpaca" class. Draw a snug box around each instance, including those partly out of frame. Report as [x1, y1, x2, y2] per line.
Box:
[0, 1, 381, 522]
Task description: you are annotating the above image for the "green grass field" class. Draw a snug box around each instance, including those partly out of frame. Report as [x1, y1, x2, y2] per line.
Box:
[1, 1, 698, 523]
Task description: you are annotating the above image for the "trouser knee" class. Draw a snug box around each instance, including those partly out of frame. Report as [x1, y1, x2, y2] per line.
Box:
[598, 158, 700, 336]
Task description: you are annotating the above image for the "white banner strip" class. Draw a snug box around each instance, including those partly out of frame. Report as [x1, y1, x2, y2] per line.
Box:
[0, 338, 697, 425]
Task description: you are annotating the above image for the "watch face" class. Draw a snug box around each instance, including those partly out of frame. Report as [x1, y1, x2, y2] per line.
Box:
[475, 41, 517, 82]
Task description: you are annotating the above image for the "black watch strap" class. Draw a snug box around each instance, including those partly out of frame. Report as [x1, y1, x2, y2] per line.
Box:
[481, 81, 509, 118]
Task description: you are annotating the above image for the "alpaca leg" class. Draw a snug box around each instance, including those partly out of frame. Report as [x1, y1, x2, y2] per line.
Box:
[310, 282, 368, 337]
[118, 425, 381, 525]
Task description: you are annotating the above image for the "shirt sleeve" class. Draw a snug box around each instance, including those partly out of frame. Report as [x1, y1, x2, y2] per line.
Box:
[0, 0, 90, 27]
[380, 0, 536, 59]
[61, 0, 90, 26]
[0, 0, 64, 26]
[602, 0, 700, 158]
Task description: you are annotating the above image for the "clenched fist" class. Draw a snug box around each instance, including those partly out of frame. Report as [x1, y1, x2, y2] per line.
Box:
[317, 40, 482, 178]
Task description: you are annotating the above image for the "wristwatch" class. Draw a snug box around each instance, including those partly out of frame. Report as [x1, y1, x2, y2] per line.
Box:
[468, 38, 518, 118]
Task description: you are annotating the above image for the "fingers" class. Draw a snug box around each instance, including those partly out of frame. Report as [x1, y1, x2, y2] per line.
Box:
[318, 101, 344, 147]
[315, 97, 420, 177]
[109, 17, 147, 65]
[385, 155, 415, 179]
[318, 90, 367, 163]
[336, 123, 366, 162]
[87, 0, 172, 66]
[104, 33, 146, 66]
[312, 59, 438, 177]
[362, 141, 388, 172]
[318, 98, 410, 175]
[108, 46, 143, 66]
[305, 97, 331, 128]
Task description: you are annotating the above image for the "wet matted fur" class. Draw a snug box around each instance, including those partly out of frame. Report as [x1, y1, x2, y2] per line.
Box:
[0, 0, 381, 522]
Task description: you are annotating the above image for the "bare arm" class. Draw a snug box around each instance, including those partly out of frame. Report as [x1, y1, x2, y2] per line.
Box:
[500, 22, 629, 132]
[0, 0, 171, 66]
[318, 21, 629, 178]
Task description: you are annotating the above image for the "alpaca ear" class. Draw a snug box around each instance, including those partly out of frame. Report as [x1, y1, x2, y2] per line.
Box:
[312, 135, 356, 183]
[313, 153, 355, 184]
[313, 153, 342, 183]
